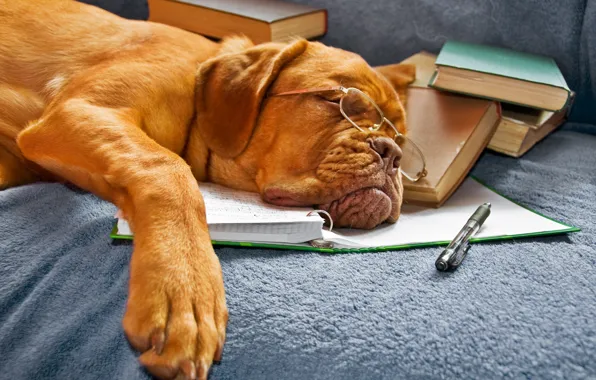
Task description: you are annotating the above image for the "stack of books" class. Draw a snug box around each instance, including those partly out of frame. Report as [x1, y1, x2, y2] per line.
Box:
[396, 42, 573, 207]
[429, 41, 573, 157]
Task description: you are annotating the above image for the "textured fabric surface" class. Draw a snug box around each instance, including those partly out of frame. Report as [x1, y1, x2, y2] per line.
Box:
[79, 0, 148, 20]
[3, 1, 594, 379]
[578, 0, 596, 124]
[292, 0, 590, 124]
[1, 127, 595, 379]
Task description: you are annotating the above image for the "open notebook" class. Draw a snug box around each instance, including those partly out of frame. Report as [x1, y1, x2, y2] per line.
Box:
[111, 177, 579, 253]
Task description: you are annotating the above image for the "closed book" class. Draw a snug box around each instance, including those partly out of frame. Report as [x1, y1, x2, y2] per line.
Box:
[147, 0, 327, 44]
[429, 40, 571, 111]
[404, 87, 501, 207]
[488, 97, 572, 157]
[400, 51, 438, 88]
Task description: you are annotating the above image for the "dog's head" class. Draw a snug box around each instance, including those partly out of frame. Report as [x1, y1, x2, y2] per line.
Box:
[191, 37, 415, 229]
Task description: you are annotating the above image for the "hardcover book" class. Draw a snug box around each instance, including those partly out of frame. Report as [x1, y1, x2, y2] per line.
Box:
[403, 87, 501, 207]
[403, 51, 571, 158]
[147, 0, 327, 43]
[488, 101, 571, 157]
[428, 41, 571, 111]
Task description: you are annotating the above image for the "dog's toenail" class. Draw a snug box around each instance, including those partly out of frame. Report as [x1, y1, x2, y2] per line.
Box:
[150, 328, 165, 355]
[181, 360, 196, 380]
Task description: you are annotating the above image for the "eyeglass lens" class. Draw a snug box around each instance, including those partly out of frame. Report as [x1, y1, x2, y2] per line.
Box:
[340, 88, 425, 181]
[395, 135, 426, 181]
[340, 88, 383, 129]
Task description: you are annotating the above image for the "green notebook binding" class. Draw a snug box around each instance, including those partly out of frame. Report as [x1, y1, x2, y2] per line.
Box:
[110, 177, 579, 253]
[429, 40, 571, 112]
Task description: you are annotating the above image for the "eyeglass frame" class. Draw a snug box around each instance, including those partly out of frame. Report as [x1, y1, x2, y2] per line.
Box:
[268, 85, 428, 182]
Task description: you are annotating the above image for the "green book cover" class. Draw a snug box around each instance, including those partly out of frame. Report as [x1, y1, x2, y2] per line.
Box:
[430, 40, 571, 111]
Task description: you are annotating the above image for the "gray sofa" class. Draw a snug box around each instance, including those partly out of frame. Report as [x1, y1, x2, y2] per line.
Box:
[1, 1, 594, 379]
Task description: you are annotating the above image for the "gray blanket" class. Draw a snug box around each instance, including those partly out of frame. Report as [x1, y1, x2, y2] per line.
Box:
[1, 125, 595, 379]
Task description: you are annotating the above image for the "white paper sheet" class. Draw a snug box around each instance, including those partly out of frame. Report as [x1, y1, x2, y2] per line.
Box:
[323, 178, 573, 248]
[115, 178, 574, 249]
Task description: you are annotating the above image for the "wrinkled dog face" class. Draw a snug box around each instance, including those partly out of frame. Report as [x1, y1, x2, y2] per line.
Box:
[195, 38, 414, 229]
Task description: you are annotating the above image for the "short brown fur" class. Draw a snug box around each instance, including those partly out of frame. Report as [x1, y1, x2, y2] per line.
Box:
[0, 1, 414, 378]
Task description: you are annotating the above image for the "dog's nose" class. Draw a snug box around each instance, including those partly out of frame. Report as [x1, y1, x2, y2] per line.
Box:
[368, 137, 402, 174]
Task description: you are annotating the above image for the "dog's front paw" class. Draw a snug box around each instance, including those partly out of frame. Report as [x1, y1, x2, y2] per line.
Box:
[122, 244, 227, 380]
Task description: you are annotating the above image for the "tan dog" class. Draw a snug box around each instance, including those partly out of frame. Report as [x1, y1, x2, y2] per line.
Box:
[0, 0, 415, 378]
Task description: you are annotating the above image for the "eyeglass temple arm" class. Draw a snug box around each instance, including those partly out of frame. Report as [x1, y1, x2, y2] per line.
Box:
[268, 86, 346, 97]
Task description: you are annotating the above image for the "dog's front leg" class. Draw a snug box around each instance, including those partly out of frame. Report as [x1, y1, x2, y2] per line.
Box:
[18, 98, 227, 380]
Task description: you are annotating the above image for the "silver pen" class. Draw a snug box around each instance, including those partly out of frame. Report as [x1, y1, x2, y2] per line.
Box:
[435, 202, 491, 271]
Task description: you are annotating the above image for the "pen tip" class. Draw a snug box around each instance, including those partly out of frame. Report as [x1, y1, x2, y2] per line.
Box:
[485, 202, 491, 208]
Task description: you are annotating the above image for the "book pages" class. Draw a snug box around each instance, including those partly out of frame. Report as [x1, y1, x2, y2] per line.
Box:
[199, 183, 316, 224]
[115, 182, 324, 243]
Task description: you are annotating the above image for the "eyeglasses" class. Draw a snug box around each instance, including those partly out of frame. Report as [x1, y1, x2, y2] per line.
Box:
[268, 86, 427, 182]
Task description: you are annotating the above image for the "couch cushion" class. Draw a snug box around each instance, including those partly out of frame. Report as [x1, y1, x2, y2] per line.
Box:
[1, 128, 595, 379]
[79, 0, 148, 20]
[577, 0, 596, 124]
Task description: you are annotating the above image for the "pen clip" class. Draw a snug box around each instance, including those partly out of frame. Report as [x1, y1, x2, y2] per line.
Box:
[450, 242, 471, 268]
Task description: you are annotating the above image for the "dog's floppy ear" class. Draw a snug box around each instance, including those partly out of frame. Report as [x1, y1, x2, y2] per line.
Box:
[374, 63, 416, 106]
[195, 39, 308, 158]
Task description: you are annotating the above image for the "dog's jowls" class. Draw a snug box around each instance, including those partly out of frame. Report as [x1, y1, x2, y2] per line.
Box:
[0, 0, 415, 378]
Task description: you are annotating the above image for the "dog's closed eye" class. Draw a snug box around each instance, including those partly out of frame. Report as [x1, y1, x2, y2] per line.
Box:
[317, 95, 341, 104]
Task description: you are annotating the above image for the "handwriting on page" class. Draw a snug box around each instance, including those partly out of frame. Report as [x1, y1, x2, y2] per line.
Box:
[199, 183, 314, 224]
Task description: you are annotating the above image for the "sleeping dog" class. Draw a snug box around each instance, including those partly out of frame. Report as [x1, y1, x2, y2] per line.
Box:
[0, 0, 415, 378]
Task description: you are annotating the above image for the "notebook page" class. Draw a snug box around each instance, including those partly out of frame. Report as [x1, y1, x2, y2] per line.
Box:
[116, 218, 323, 243]
[323, 178, 570, 248]
[115, 183, 323, 242]
[198, 183, 316, 224]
